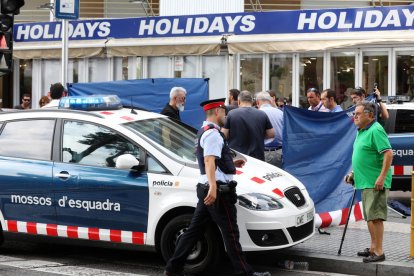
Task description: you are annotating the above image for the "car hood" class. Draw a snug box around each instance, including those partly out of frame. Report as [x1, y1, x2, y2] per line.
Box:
[232, 154, 306, 198]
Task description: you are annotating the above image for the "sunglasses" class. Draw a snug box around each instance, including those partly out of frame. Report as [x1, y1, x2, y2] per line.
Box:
[23, 99, 31, 102]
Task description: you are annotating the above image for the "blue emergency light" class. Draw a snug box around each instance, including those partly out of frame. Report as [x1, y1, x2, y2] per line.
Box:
[58, 95, 123, 111]
[387, 95, 411, 104]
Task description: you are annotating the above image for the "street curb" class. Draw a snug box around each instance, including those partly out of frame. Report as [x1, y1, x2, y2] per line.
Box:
[273, 249, 414, 276]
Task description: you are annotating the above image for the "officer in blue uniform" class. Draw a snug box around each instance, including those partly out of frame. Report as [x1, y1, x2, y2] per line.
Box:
[164, 99, 270, 276]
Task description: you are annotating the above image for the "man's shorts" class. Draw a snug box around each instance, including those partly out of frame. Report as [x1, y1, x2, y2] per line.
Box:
[362, 188, 389, 221]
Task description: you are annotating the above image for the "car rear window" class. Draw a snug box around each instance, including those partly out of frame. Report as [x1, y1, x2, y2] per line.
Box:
[395, 109, 414, 133]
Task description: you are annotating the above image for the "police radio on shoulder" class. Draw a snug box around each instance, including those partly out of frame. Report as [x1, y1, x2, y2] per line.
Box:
[59, 95, 123, 111]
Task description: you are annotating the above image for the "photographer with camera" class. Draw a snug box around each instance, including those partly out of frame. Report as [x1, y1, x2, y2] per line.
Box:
[350, 85, 389, 124]
[344, 101, 393, 263]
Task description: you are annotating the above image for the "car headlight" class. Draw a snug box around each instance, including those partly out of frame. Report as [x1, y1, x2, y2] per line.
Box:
[238, 193, 283, 211]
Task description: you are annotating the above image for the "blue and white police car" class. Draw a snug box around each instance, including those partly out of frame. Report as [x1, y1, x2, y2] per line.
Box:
[0, 95, 314, 273]
[384, 96, 414, 191]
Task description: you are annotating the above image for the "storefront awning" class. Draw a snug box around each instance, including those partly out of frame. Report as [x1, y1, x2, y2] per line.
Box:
[13, 40, 107, 59]
[105, 36, 221, 56]
[227, 30, 414, 53]
[13, 36, 222, 59]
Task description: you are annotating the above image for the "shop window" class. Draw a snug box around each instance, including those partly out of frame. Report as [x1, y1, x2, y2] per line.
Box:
[174, 56, 198, 78]
[88, 58, 110, 82]
[113, 57, 126, 81]
[299, 54, 323, 108]
[396, 52, 414, 98]
[69, 59, 79, 83]
[122, 57, 128, 80]
[330, 52, 355, 110]
[203, 55, 227, 99]
[116, 57, 143, 80]
[240, 54, 263, 93]
[148, 57, 171, 78]
[269, 54, 292, 103]
[41, 59, 61, 96]
[362, 52, 388, 96]
[19, 59, 32, 100]
[136, 57, 143, 79]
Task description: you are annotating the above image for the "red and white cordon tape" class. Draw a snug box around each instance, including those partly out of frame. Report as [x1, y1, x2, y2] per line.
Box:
[315, 165, 413, 228]
[315, 201, 364, 228]
[5, 220, 146, 244]
[392, 165, 414, 176]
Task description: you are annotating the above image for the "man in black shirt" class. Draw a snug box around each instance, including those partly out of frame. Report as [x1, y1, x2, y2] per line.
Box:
[222, 91, 274, 161]
[225, 88, 240, 115]
[14, 94, 31, 109]
[161, 87, 187, 121]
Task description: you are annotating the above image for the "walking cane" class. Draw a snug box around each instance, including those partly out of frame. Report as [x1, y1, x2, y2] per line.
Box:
[338, 188, 357, 255]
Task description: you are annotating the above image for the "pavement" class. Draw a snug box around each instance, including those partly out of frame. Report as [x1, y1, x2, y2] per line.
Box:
[270, 207, 414, 276]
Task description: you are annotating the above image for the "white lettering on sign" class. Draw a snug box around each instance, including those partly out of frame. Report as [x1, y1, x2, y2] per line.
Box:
[138, 15, 256, 36]
[297, 8, 414, 31]
[10, 195, 121, 212]
[11, 195, 52, 206]
[392, 149, 414, 157]
[15, 21, 111, 41]
[58, 196, 121, 212]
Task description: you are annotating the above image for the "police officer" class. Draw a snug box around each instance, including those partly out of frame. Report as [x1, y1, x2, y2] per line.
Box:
[164, 98, 271, 276]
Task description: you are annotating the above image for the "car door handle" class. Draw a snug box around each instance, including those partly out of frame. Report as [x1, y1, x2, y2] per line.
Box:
[55, 171, 71, 179]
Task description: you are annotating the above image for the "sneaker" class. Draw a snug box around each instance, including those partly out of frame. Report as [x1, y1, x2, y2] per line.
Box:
[357, 248, 371, 257]
[363, 253, 385, 263]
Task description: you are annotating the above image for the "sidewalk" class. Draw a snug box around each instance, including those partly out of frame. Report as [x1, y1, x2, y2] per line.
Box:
[276, 212, 414, 275]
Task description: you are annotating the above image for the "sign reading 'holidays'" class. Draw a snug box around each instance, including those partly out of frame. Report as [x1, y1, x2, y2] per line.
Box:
[13, 5, 414, 42]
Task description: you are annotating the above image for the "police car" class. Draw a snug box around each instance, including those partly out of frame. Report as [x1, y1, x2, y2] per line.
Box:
[384, 96, 414, 191]
[0, 95, 314, 273]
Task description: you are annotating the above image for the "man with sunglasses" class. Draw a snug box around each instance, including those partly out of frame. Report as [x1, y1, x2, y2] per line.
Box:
[14, 94, 31, 110]
[345, 101, 392, 263]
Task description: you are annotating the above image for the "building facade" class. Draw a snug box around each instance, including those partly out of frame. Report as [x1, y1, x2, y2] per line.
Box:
[3, 1, 414, 108]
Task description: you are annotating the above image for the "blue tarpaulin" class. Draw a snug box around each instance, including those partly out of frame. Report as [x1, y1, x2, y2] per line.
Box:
[67, 78, 209, 129]
[282, 106, 361, 213]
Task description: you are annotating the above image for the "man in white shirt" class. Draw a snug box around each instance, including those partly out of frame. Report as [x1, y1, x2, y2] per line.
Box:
[307, 88, 329, 112]
[42, 83, 67, 109]
[256, 91, 283, 167]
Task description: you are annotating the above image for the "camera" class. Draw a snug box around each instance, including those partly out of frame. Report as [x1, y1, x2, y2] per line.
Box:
[371, 82, 379, 101]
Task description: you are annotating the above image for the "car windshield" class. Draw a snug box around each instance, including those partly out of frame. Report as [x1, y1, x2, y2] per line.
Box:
[124, 118, 197, 164]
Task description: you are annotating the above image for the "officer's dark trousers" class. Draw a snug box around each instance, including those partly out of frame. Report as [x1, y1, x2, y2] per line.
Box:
[165, 183, 253, 275]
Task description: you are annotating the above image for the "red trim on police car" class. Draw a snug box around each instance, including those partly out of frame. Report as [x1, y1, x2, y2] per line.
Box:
[5, 220, 146, 245]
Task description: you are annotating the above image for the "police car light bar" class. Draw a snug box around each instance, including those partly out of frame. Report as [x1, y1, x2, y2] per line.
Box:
[387, 95, 411, 104]
[59, 95, 123, 111]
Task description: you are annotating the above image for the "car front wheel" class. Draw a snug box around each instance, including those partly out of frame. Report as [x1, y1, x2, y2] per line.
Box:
[160, 214, 221, 274]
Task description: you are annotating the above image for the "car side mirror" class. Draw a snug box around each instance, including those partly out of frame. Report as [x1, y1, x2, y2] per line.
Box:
[116, 154, 140, 170]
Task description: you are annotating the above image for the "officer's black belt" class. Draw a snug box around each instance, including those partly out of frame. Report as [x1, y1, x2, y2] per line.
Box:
[198, 181, 228, 187]
[264, 146, 282, 151]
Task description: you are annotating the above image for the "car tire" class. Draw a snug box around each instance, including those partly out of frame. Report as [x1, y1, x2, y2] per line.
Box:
[160, 214, 221, 274]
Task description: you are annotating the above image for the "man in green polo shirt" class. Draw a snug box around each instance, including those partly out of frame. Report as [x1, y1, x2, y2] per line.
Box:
[345, 101, 392, 263]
